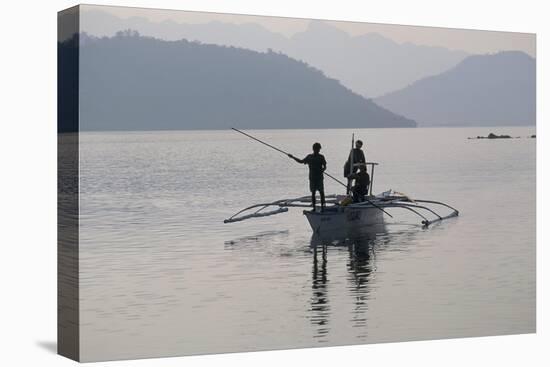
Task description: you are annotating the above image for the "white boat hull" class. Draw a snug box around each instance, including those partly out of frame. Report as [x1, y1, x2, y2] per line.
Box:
[304, 206, 384, 234]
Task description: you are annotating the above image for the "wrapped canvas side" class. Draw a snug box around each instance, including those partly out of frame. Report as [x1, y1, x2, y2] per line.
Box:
[57, 5, 80, 362]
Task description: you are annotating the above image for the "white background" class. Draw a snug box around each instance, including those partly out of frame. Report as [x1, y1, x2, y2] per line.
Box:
[0, 0, 547, 365]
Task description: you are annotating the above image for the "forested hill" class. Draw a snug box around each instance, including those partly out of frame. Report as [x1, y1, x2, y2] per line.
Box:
[375, 51, 535, 126]
[60, 32, 416, 131]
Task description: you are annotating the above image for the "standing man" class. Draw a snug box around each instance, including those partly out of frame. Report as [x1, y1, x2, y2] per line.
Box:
[344, 139, 366, 192]
[288, 142, 327, 211]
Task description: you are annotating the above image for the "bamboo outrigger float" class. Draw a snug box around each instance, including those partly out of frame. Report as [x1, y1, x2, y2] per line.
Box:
[224, 129, 459, 233]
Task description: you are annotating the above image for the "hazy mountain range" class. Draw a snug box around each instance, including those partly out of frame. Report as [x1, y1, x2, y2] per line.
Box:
[64, 33, 415, 131]
[72, 10, 536, 129]
[80, 10, 469, 97]
[375, 51, 536, 126]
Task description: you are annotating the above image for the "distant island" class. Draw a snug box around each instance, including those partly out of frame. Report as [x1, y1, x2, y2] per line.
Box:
[375, 51, 535, 127]
[59, 31, 416, 132]
[467, 132, 536, 139]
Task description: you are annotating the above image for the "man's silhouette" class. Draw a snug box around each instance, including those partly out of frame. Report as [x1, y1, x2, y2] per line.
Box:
[344, 139, 366, 192]
[289, 142, 327, 211]
[349, 164, 370, 202]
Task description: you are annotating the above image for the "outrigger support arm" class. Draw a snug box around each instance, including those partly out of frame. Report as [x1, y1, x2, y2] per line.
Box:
[224, 195, 328, 223]
[377, 201, 459, 227]
[413, 200, 460, 216]
[375, 203, 431, 225]
[422, 211, 459, 227]
[224, 200, 287, 223]
[407, 199, 459, 226]
[224, 207, 289, 223]
[351, 194, 459, 227]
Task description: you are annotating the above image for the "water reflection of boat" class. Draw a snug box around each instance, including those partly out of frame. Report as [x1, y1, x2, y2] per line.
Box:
[309, 227, 376, 340]
[308, 225, 404, 341]
[345, 234, 376, 338]
[309, 224, 386, 247]
[310, 240, 330, 340]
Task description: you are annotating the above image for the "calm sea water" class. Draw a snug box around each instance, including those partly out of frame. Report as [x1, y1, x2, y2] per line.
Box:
[77, 127, 535, 361]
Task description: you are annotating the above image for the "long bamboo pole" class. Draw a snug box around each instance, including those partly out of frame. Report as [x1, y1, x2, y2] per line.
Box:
[231, 128, 393, 218]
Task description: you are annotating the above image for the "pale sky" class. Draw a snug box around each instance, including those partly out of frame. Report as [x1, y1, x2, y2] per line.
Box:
[83, 4, 536, 56]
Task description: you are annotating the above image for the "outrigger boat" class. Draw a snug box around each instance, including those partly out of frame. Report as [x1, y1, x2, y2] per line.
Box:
[224, 129, 459, 233]
[224, 189, 459, 232]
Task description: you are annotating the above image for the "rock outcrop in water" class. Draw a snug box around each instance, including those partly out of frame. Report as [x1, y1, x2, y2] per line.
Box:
[468, 133, 516, 139]
[487, 133, 512, 139]
[60, 31, 416, 131]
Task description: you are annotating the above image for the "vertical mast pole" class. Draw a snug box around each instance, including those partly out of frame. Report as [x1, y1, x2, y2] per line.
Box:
[369, 163, 375, 196]
[348, 133, 355, 195]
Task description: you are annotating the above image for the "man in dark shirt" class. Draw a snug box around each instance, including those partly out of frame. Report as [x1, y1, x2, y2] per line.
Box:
[343, 140, 366, 192]
[349, 164, 370, 202]
[288, 142, 327, 211]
